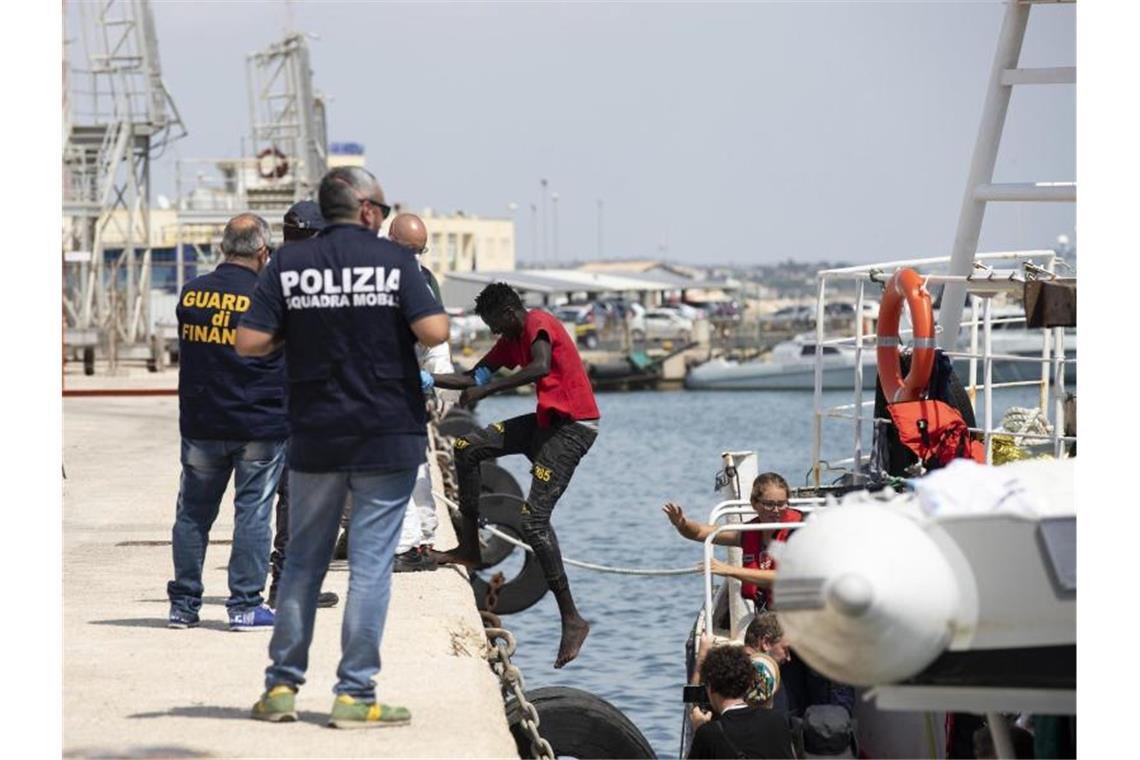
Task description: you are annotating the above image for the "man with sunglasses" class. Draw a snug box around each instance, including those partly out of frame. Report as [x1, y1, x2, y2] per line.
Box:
[167, 213, 286, 632]
[238, 167, 449, 728]
[663, 471, 802, 611]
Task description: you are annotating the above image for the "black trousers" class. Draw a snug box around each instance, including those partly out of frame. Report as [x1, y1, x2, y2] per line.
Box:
[454, 413, 597, 593]
[269, 470, 289, 596]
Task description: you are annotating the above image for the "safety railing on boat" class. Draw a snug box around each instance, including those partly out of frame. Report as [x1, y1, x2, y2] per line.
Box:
[809, 250, 1073, 486]
[702, 522, 808, 638]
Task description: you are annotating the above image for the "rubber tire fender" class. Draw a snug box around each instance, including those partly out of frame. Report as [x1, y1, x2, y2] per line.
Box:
[505, 686, 656, 759]
[477, 462, 524, 568]
[469, 493, 549, 615]
[437, 407, 479, 438]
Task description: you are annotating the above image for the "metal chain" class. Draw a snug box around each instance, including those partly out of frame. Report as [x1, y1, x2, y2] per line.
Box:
[484, 571, 505, 612]
[484, 627, 555, 760]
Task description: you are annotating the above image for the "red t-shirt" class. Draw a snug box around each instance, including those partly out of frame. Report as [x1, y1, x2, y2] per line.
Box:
[740, 508, 803, 608]
[483, 309, 600, 427]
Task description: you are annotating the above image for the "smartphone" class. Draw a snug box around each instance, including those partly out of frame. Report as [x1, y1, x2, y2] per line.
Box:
[683, 685, 709, 705]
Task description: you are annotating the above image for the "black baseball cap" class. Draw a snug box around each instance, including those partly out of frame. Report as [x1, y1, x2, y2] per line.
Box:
[284, 200, 325, 231]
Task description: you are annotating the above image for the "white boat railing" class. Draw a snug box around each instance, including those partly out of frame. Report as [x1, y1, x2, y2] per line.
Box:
[702, 522, 808, 638]
[810, 249, 1072, 484]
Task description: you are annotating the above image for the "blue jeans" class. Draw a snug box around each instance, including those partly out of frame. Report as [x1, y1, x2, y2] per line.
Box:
[265, 467, 416, 700]
[167, 438, 286, 615]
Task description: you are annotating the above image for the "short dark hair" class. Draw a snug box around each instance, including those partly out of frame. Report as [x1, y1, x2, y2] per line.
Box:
[474, 282, 523, 318]
[751, 472, 790, 502]
[744, 612, 783, 650]
[699, 645, 756, 701]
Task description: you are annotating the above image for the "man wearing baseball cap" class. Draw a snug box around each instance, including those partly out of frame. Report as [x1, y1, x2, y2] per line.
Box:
[282, 200, 326, 240]
[266, 200, 339, 610]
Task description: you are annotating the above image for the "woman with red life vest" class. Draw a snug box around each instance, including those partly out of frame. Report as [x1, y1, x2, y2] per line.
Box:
[663, 472, 801, 610]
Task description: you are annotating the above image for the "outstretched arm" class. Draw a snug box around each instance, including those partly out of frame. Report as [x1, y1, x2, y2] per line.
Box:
[433, 357, 496, 391]
[458, 336, 551, 406]
[662, 502, 742, 547]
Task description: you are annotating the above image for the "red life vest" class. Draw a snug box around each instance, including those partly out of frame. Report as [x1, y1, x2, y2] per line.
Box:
[886, 398, 984, 470]
[740, 509, 803, 607]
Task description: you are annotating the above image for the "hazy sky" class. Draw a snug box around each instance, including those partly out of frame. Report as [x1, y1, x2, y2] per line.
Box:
[67, 1, 1075, 266]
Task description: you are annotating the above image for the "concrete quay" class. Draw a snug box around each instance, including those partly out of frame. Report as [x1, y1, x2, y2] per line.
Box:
[63, 368, 518, 758]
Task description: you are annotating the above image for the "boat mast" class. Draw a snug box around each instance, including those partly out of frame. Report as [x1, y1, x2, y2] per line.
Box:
[937, 0, 1075, 351]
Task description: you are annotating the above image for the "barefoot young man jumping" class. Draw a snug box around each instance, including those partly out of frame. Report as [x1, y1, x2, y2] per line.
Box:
[431, 282, 599, 668]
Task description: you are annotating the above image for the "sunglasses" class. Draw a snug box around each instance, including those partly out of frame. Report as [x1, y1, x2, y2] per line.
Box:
[754, 499, 789, 509]
[360, 197, 392, 220]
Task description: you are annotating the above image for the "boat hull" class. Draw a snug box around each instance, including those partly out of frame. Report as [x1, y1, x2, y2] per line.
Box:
[686, 351, 1076, 391]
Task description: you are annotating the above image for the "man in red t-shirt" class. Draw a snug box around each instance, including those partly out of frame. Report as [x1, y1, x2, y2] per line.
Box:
[431, 282, 600, 668]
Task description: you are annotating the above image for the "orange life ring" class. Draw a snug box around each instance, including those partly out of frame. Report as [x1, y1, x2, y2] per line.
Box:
[256, 147, 289, 180]
[877, 268, 936, 403]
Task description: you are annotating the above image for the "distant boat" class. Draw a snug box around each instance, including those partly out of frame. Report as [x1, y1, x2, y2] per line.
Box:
[948, 307, 1076, 385]
[684, 335, 876, 391]
[685, 315, 1076, 391]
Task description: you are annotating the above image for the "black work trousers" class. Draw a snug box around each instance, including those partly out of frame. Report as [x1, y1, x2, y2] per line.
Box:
[454, 413, 597, 594]
[269, 470, 290, 596]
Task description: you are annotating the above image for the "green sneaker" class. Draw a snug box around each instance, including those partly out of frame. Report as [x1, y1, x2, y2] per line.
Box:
[327, 694, 411, 729]
[251, 684, 298, 723]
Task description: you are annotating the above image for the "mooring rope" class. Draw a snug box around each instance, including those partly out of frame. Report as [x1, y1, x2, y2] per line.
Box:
[432, 490, 699, 577]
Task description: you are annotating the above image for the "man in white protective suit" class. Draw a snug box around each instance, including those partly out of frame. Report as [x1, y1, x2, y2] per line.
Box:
[389, 213, 454, 572]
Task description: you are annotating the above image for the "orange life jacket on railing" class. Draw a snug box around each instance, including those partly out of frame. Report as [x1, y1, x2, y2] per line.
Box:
[886, 399, 985, 470]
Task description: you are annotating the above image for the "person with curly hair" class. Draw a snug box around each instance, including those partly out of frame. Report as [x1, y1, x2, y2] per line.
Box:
[430, 282, 600, 668]
[688, 644, 797, 759]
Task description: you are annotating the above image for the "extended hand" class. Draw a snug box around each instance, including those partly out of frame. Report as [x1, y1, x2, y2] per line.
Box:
[662, 502, 687, 531]
[459, 385, 487, 407]
[473, 366, 494, 386]
[703, 558, 734, 577]
[690, 705, 712, 729]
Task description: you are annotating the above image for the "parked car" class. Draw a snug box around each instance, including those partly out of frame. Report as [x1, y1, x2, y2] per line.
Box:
[447, 307, 490, 344]
[553, 303, 605, 349]
[633, 309, 694, 344]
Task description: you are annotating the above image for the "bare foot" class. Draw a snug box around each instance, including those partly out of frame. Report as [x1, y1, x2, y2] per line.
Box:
[426, 546, 482, 569]
[554, 616, 591, 669]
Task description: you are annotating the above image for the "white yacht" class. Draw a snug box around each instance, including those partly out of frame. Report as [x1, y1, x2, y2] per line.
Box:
[684, 309, 1075, 391]
[684, 334, 876, 391]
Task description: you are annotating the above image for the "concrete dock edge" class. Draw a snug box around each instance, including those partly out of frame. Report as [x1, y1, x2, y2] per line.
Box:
[63, 379, 519, 758]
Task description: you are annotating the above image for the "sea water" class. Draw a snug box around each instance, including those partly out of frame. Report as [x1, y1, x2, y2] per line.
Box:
[473, 385, 1050, 756]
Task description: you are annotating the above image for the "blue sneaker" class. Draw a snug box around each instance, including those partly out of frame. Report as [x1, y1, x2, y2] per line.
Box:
[229, 604, 275, 632]
[168, 608, 200, 629]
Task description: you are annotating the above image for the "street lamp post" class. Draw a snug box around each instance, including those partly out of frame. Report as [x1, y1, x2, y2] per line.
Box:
[540, 178, 548, 267]
[552, 192, 559, 267]
[530, 202, 538, 266]
[596, 198, 603, 259]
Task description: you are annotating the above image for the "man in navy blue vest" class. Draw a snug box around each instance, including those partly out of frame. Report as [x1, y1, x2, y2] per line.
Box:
[168, 212, 287, 633]
[238, 167, 449, 728]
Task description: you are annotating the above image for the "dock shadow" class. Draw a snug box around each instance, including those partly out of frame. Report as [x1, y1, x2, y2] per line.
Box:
[138, 596, 228, 606]
[89, 618, 230, 632]
[128, 704, 327, 725]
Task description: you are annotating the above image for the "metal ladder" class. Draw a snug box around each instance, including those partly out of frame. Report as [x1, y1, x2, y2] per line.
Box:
[938, 0, 1075, 350]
